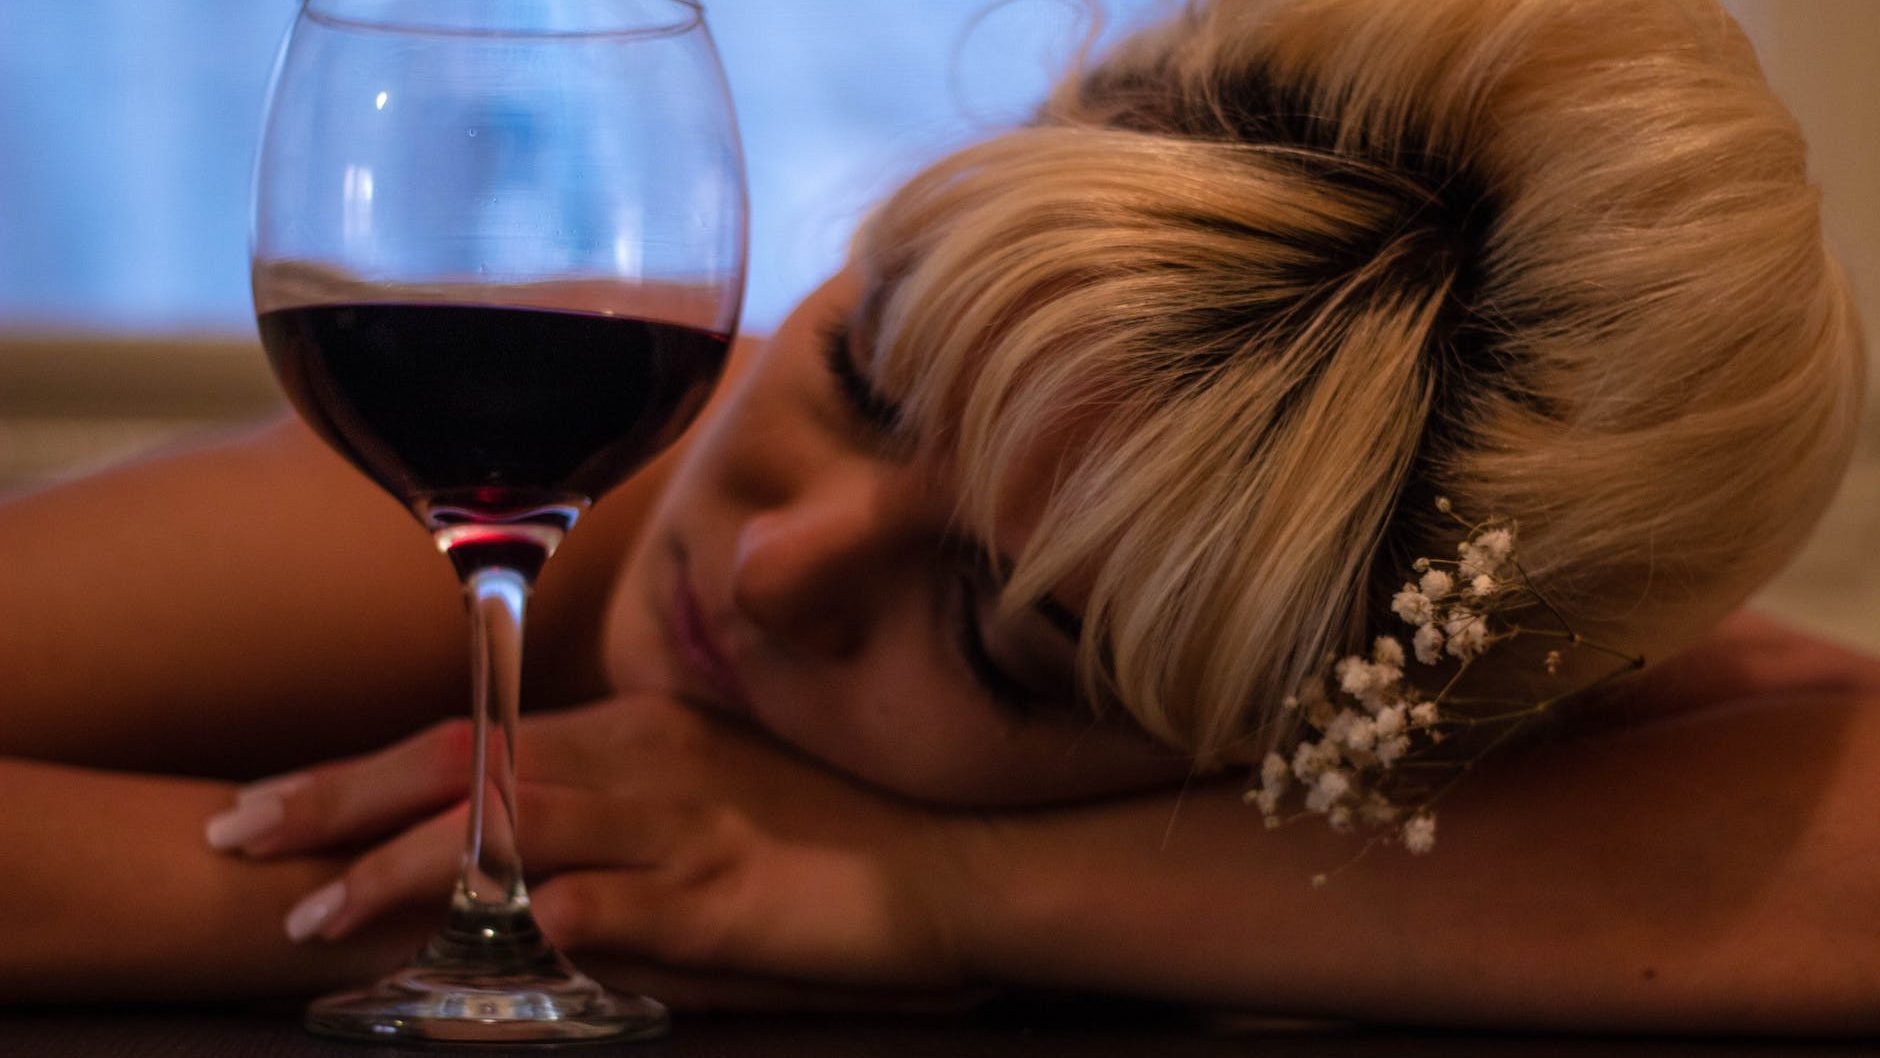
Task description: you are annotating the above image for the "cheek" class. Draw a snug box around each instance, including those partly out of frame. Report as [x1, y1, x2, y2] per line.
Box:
[749, 658, 1167, 807]
[661, 349, 815, 517]
[768, 702, 1030, 805]
[734, 620, 1023, 802]
[600, 521, 670, 695]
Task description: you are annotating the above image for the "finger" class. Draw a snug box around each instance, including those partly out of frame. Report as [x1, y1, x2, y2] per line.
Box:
[207, 717, 474, 857]
[516, 783, 686, 872]
[297, 782, 678, 942]
[286, 803, 466, 943]
[530, 868, 743, 975]
[513, 695, 713, 792]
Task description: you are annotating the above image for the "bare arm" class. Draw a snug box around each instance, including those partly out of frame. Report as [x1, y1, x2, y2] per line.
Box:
[233, 637, 1880, 1030]
[0, 422, 479, 996]
[958, 688, 1880, 1032]
[0, 332, 747, 1000]
[0, 415, 649, 777]
[0, 758, 427, 1001]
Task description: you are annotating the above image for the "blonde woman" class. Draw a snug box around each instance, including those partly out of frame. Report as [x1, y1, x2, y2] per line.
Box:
[2, 0, 1874, 1031]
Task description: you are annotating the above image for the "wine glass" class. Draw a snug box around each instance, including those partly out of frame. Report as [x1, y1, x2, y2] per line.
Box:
[250, 0, 745, 1043]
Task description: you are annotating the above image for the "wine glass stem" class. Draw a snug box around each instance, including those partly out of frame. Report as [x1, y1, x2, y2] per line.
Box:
[461, 565, 531, 914]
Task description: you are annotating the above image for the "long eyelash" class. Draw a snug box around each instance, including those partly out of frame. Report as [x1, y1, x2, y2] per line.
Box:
[819, 320, 901, 433]
[953, 573, 1037, 716]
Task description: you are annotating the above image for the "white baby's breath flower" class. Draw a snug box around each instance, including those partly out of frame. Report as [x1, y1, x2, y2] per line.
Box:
[1255, 785, 1283, 817]
[1359, 792, 1401, 826]
[1333, 655, 1368, 698]
[1337, 712, 1378, 753]
[1245, 501, 1638, 882]
[1290, 740, 1319, 781]
[1292, 739, 1338, 782]
[1335, 656, 1400, 708]
[1374, 734, 1412, 767]
[1458, 527, 1515, 580]
[1444, 613, 1489, 660]
[1419, 569, 1455, 598]
[1305, 769, 1351, 813]
[1261, 751, 1291, 791]
[1368, 675, 1401, 712]
[1413, 622, 1445, 665]
[1434, 496, 1453, 514]
[1457, 545, 1491, 580]
[1321, 708, 1354, 744]
[1373, 703, 1407, 739]
[1473, 527, 1514, 565]
[1391, 587, 1435, 626]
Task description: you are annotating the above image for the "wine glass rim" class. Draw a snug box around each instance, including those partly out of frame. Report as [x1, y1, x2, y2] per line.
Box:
[302, 0, 704, 41]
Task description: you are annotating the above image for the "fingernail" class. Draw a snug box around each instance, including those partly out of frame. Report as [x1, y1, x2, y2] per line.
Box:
[285, 880, 347, 943]
[205, 794, 286, 851]
[237, 772, 310, 806]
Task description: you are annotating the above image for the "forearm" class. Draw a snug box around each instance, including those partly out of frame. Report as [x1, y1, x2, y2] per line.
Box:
[958, 694, 1880, 1032]
[0, 418, 465, 775]
[0, 415, 643, 778]
[0, 757, 426, 1001]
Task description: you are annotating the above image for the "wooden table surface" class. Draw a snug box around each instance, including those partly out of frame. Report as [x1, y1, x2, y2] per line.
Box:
[2, 1000, 1873, 1058]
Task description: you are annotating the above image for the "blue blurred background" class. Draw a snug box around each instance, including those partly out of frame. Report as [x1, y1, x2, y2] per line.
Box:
[0, 0, 1164, 336]
[1, 1, 1875, 658]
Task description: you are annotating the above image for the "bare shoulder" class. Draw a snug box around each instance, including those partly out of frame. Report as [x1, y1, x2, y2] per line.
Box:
[1591, 610, 1880, 728]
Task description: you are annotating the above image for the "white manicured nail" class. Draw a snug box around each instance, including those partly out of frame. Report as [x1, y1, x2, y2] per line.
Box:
[285, 881, 347, 943]
[205, 794, 285, 851]
[237, 773, 310, 805]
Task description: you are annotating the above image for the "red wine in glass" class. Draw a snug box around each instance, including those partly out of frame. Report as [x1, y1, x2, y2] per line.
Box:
[259, 300, 728, 580]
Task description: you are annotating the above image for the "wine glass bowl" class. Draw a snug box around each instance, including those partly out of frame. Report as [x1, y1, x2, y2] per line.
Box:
[251, 0, 744, 1043]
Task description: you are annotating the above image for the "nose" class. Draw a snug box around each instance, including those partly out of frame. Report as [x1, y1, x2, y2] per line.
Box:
[730, 470, 901, 658]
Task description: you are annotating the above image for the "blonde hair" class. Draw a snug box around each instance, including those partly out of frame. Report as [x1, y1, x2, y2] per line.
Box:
[851, 0, 1864, 763]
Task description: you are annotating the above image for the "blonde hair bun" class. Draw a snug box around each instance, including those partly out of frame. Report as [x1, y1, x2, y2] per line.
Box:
[854, 0, 1864, 761]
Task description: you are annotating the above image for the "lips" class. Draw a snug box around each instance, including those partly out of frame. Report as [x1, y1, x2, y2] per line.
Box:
[669, 550, 753, 715]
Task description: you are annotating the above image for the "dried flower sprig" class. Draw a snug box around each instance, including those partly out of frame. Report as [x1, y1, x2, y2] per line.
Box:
[1243, 497, 1644, 876]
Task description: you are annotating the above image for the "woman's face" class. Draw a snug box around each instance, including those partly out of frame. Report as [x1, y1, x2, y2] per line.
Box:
[604, 271, 1192, 806]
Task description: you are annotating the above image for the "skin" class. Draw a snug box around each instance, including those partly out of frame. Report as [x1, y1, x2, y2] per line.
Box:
[6, 268, 1880, 1025]
[600, 269, 1192, 806]
[220, 270, 1880, 1030]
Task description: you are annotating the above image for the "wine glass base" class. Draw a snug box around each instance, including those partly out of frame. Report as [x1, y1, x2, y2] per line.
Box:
[306, 966, 668, 1045]
[306, 901, 667, 1045]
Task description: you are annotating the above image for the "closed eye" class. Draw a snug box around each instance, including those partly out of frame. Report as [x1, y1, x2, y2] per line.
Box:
[819, 319, 901, 435]
[952, 571, 1042, 717]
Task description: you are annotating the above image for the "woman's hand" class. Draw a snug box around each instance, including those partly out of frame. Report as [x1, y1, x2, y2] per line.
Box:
[207, 694, 987, 1008]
